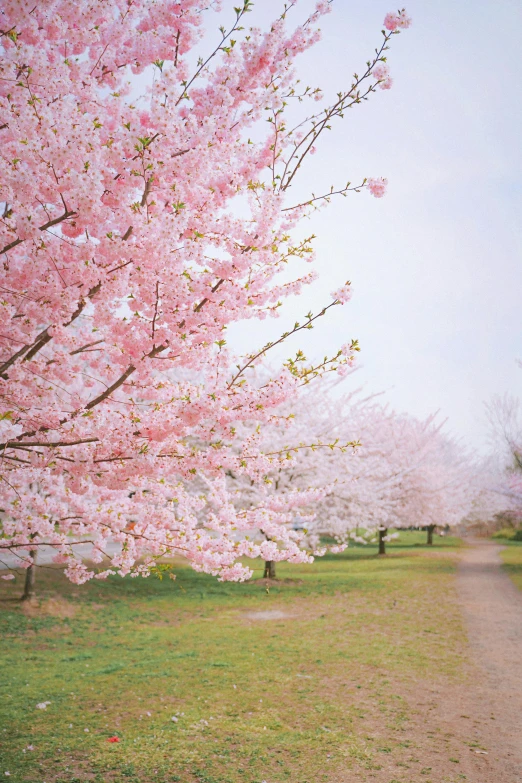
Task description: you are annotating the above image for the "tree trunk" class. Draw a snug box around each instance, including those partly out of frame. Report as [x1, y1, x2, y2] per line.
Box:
[22, 550, 37, 601]
[263, 560, 276, 579]
[378, 528, 387, 556]
[427, 524, 435, 545]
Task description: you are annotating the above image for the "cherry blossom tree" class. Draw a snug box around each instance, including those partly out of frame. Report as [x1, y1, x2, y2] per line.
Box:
[460, 464, 513, 536]
[317, 407, 474, 553]
[0, 1, 412, 585]
[389, 426, 476, 545]
[484, 393, 522, 523]
[226, 377, 366, 578]
[284, 402, 457, 554]
[314, 409, 476, 553]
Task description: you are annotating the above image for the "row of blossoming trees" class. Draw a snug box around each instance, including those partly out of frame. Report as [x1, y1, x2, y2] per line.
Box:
[1, 0, 478, 591]
[228, 381, 478, 574]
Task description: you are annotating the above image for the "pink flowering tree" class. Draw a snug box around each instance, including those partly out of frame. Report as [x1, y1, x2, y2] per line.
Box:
[0, 1, 411, 587]
[484, 393, 522, 523]
[309, 407, 461, 553]
[388, 423, 476, 546]
[315, 408, 476, 552]
[339, 409, 476, 553]
[226, 378, 367, 578]
[461, 460, 516, 535]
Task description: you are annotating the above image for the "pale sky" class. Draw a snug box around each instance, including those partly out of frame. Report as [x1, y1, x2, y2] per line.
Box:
[223, 0, 522, 451]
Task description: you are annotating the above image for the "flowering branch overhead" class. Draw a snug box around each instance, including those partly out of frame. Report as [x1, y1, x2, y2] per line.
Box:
[0, 1, 411, 583]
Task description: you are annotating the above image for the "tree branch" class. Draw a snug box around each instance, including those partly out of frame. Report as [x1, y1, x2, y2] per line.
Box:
[281, 181, 366, 212]
[0, 209, 77, 256]
[84, 342, 168, 410]
[4, 438, 99, 448]
[228, 301, 339, 387]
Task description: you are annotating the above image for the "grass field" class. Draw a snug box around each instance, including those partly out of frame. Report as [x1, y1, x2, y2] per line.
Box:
[0, 533, 468, 783]
[497, 539, 522, 590]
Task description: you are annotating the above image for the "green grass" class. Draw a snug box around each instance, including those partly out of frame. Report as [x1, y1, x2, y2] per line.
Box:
[491, 527, 522, 541]
[497, 538, 522, 590]
[0, 532, 466, 783]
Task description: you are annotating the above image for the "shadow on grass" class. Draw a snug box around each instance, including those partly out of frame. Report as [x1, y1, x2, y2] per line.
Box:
[1, 539, 460, 638]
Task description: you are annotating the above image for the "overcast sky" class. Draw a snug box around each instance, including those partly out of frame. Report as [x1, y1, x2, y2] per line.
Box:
[220, 0, 522, 451]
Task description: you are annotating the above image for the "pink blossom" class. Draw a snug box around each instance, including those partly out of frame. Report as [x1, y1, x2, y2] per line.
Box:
[331, 283, 352, 304]
[1, 574, 15, 581]
[384, 10, 412, 32]
[373, 64, 393, 90]
[366, 177, 388, 198]
[373, 64, 389, 81]
[315, 0, 331, 13]
[384, 12, 400, 31]
[340, 343, 355, 357]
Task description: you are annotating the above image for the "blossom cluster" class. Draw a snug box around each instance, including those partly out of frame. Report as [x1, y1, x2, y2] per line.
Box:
[366, 178, 389, 198]
[373, 64, 393, 91]
[384, 10, 413, 32]
[331, 282, 352, 304]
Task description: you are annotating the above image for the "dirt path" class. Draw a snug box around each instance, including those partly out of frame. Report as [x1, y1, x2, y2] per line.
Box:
[389, 540, 522, 783]
[351, 541, 522, 783]
[454, 538, 522, 780]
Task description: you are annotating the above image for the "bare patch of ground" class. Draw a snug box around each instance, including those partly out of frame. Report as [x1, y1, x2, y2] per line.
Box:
[21, 595, 77, 619]
[242, 609, 294, 621]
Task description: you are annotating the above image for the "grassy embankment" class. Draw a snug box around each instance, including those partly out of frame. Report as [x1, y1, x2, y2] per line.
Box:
[496, 538, 522, 590]
[1, 533, 468, 783]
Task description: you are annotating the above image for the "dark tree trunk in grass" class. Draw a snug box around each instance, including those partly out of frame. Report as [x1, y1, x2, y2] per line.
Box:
[427, 524, 436, 545]
[22, 550, 36, 601]
[263, 560, 276, 579]
[378, 528, 387, 556]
